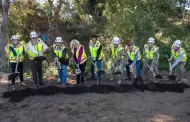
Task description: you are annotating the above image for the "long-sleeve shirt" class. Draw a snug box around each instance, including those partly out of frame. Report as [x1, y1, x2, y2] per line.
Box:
[73, 46, 83, 63]
[170, 52, 184, 68]
[28, 40, 48, 55]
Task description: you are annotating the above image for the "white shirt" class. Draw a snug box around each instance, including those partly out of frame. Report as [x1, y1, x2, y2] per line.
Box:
[28, 40, 48, 54]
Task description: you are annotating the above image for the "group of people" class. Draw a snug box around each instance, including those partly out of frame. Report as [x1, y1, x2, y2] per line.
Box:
[6, 31, 187, 90]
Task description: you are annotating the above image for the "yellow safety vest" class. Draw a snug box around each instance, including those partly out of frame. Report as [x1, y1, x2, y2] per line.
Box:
[27, 40, 43, 60]
[89, 40, 103, 60]
[111, 45, 124, 59]
[75, 45, 87, 64]
[53, 45, 69, 59]
[9, 44, 24, 63]
[126, 46, 141, 61]
[171, 48, 187, 61]
[144, 44, 159, 60]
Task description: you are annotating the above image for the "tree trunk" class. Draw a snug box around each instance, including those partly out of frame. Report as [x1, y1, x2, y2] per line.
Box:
[0, 0, 9, 68]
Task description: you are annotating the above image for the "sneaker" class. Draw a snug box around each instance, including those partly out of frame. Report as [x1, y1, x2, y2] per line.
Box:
[12, 85, 15, 91]
[21, 82, 26, 86]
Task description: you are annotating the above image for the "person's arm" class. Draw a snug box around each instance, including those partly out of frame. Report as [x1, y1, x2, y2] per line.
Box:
[153, 48, 159, 61]
[125, 53, 129, 60]
[28, 43, 39, 54]
[171, 52, 184, 68]
[77, 46, 83, 63]
[62, 48, 67, 58]
[132, 49, 139, 65]
[42, 41, 48, 51]
[96, 44, 102, 60]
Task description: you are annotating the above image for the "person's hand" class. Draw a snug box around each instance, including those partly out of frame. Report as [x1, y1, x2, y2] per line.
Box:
[168, 58, 172, 62]
[126, 60, 129, 65]
[15, 57, 20, 61]
[54, 57, 59, 61]
[39, 53, 43, 56]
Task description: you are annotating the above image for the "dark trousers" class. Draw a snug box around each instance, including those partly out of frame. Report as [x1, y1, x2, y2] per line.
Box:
[30, 60, 43, 85]
[126, 60, 141, 78]
[76, 62, 86, 84]
[10, 62, 24, 85]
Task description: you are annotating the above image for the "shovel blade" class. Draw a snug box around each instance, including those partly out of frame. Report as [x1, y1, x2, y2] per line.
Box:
[112, 71, 122, 75]
[168, 75, 176, 80]
[8, 72, 20, 81]
[155, 74, 162, 79]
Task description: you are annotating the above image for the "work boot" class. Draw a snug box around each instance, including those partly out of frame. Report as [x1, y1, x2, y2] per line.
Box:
[61, 84, 66, 88]
[20, 82, 26, 86]
[12, 85, 15, 91]
[39, 82, 45, 86]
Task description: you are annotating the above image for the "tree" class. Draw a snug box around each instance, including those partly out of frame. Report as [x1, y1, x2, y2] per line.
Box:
[0, 0, 10, 68]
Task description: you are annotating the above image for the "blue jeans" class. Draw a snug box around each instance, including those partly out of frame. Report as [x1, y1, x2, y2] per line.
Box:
[90, 60, 102, 81]
[126, 60, 141, 78]
[58, 64, 67, 85]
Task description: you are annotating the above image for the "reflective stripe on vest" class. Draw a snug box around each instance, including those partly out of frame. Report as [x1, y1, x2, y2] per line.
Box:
[144, 44, 159, 60]
[9, 44, 24, 63]
[171, 48, 187, 61]
[111, 45, 124, 59]
[54, 45, 68, 59]
[27, 40, 43, 60]
[127, 46, 141, 61]
[76, 45, 87, 64]
[89, 40, 103, 60]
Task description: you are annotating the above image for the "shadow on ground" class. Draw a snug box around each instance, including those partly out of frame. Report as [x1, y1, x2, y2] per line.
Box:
[2, 82, 189, 103]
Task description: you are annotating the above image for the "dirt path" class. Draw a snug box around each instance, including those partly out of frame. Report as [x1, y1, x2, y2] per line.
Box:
[0, 74, 190, 122]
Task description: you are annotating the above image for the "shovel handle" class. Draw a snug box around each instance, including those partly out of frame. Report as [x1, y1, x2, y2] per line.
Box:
[89, 57, 99, 72]
[144, 61, 155, 77]
[15, 61, 19, 73]
[169, 61, 172, 75]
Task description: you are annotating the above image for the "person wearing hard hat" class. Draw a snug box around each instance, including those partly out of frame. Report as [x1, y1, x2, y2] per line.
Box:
[110, 37, 125, 83]
[168, 40, 187, 81]
[89, 35, 103, 84]
[70, 39, 87, 84]
[142, 37, 159, 80]
[125, 41, 141, 80]
[28, 31, 48, 89]
[53, 37, 69, 87]
[7, 35, 26, 90]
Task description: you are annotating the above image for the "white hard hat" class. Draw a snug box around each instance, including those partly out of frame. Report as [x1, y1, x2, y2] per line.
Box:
[11, 35, 18, 40]
[147, 37, 155, 43]
[173, 40, 181, 47]
[30, 31, 38, 38]
[113, 37, 120, 44]
[55, 37, 63, 43]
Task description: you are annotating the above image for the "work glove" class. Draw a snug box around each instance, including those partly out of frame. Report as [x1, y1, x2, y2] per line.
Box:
[15, 56, 20, 61]
[54, 57, 59, 61]
[39, 53, 43, 56]
[168, 58, 172, 62]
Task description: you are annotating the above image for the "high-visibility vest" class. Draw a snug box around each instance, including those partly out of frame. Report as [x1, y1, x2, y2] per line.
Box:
[144, 44, 159, 60]
[89, 40, 103, 60]
[9, 44, 24, 63]
[171, 47, 187, 61]
[53, 45, 68, 59]
[126, 46, 141, 61]
[75, 45, 87, 64]
[111, 45, 124, 59]
[27, 40, 43, 60]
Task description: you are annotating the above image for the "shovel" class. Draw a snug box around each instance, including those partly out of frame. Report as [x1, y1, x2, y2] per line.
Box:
[129, 64, 144, 86]
[74, 62, 88, 77]
[168, 61, 176, 81]
[8, 61, 20, 81]
[111, 63, 122, 75]
[144, 61, 162, 79]
[88, 57, 105, 74]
